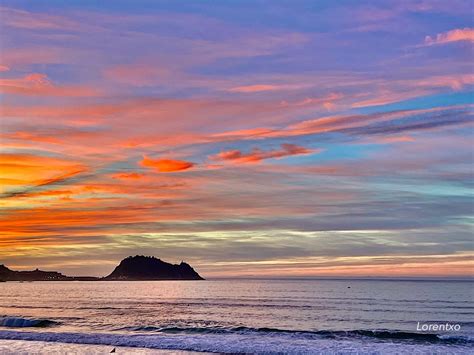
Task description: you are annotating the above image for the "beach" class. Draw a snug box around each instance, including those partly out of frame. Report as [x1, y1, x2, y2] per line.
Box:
[0, 339, 201, 354]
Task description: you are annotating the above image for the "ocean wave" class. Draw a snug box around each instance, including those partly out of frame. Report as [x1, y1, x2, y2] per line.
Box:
[0, 329, 472, 354]
[118, 325, 473, 344]
[0, 316, 58, 328]
[1, 316, 471, 346]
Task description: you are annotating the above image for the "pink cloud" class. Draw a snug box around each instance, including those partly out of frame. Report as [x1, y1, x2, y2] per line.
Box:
[228, 84, 306, 93]
[425, 27, 474, 45]
[0, 47, 66, 68]
[103, 64, 173, 86]
[0, 6, 76, 30]
[211, 144, 317, 164]
[362, 135, 416, 145]
[0, 73, 101, 97]
[414, 74, 474, 91]
[288, 92, 344, 109]
[228, 84, 282, 93]
[1, 131, 63, 145]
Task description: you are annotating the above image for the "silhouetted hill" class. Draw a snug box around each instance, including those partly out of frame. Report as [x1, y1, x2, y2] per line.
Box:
[0, 264, 73, 281]
[0, 256, 204, 281]
[103, 255, 204, 280]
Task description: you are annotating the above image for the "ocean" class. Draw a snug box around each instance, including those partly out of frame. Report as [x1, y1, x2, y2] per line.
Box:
[0, 279, 472, 354]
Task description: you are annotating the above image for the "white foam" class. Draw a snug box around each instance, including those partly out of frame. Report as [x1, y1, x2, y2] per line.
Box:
[0, 330, 471, 354]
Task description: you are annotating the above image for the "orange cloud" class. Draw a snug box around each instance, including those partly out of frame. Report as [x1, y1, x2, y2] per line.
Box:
[212, 144, 317, 164]
[0, 153, 85, 187]
[0, 153, 86, 201]
[140, 156, 194, 172]
[111, 172, 145, 180]
[0, 73, 100, 97]
[1, 131, 63, 144]
[425, 27, 474, 45]
[229, 84, 286, 93]
[17, 189, 74, 198]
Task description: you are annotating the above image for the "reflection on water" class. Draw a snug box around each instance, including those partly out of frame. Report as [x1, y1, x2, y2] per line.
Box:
[0, 279, 472, 353]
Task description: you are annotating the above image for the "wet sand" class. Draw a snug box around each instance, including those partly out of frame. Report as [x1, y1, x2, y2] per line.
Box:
[0, 339, 206, 354]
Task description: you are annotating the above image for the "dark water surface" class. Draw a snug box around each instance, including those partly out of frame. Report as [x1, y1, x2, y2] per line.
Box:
[0, 279, 472, 353]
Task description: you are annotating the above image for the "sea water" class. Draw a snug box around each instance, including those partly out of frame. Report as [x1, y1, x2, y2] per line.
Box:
[0, 279, 472, 354]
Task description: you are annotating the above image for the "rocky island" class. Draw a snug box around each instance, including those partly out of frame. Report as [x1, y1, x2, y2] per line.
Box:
[104, 255, 204, 280]
[0, 256, 204, 281]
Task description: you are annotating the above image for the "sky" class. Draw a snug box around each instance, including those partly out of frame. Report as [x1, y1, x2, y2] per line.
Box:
[0, 0, 472, 278]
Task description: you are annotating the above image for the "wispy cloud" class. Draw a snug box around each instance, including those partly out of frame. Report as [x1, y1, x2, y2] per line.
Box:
[228, 84, 305, 93]
[0, 168, 87, 199]
[0, 6, 76, 30]
[211, 144, 317, 164]
[0, 73, 101, 97]
[425, 27, 474, 45]
[0, 1, 472, 277]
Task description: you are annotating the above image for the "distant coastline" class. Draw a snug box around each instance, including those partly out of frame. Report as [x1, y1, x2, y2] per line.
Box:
[209, 276, 474, 282]
[2, 260, 471, 282]
[0, 255, 204, 282]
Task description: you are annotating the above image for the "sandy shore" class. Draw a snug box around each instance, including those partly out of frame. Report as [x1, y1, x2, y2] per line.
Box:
[0, 339, 206, 354]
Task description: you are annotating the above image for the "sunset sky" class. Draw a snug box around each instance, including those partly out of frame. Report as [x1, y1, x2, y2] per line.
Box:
[0, 0, 472, 278]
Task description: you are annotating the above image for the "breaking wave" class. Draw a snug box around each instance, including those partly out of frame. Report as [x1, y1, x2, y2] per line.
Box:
[118, 325, 473, 344]
[0, 326, 472, 354]
[0, 317, 58, 328]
